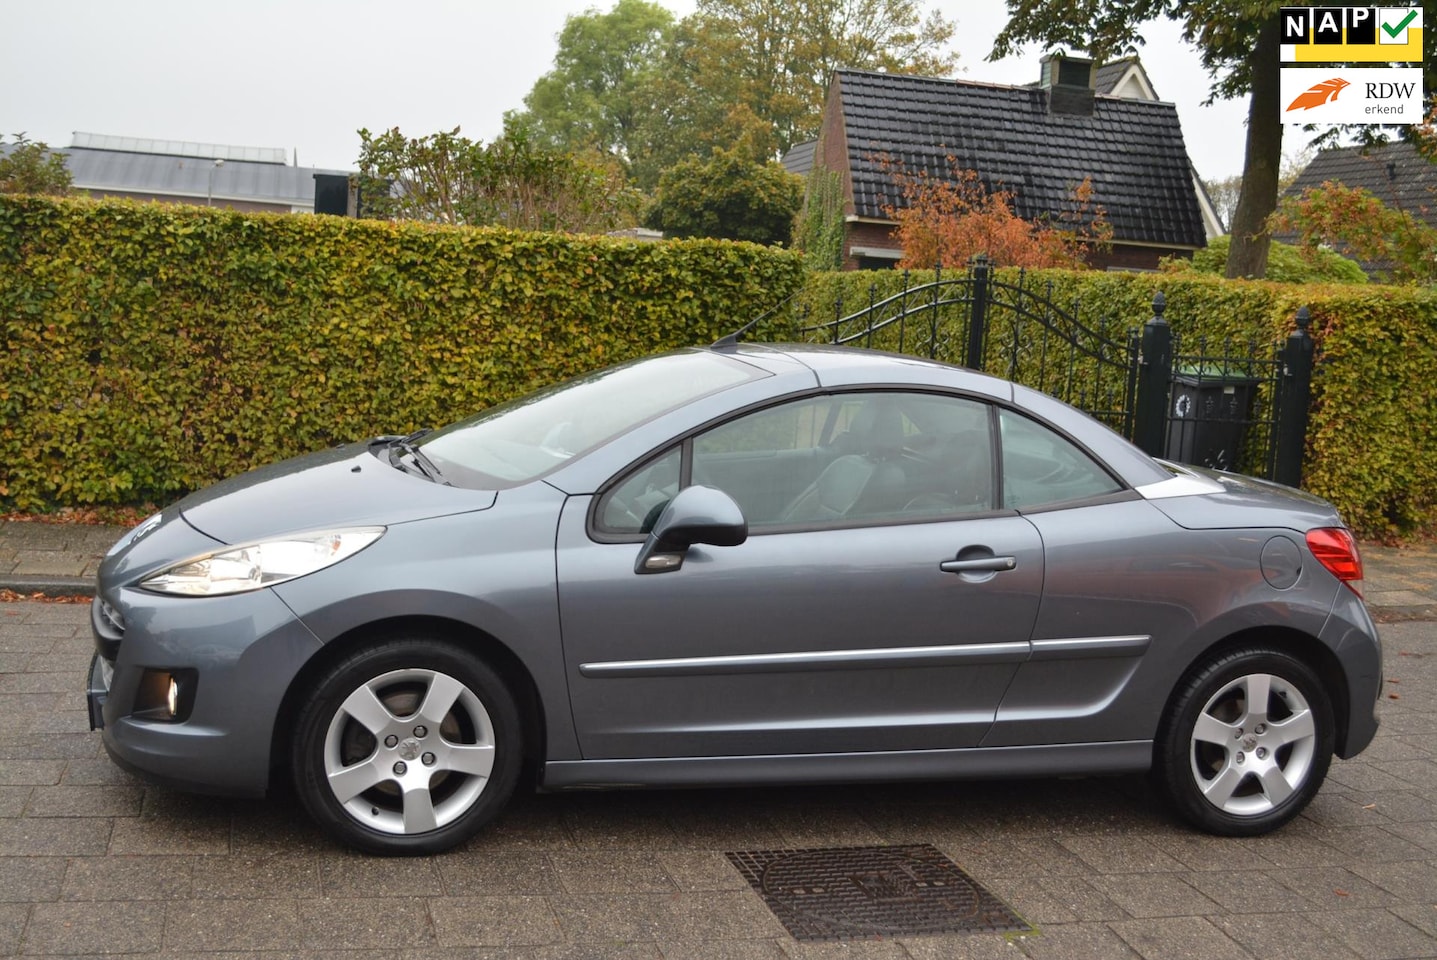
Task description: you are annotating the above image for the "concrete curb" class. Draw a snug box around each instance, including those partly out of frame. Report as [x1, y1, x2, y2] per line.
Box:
[0, 575, 94, 598]
[1372, 604, 1437, 623]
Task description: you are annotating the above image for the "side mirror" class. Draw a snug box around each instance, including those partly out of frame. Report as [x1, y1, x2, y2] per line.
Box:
[634, 485, 747, 574]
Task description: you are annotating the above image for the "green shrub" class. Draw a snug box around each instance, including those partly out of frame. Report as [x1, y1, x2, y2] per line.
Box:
[795, 267, 1437, 538]
[1163, 235, 1369, 285]
[0, 196, 804, 509]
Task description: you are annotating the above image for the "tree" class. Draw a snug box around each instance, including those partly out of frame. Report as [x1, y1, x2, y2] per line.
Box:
[1269, 181, 1437, 284]
[515, 0, 675, 165]
[529, 0, 959, 187]
[645, 149, 804, 244]
[623, 16, 780, 188]
[883, 160, 1111, 269]
[992, 0, 1284, 279]
[676, 0, 958, 158]
[1202, 173, 1242, 233]
[354, 120, 643, 233]
[1202, 146, 1311, 232]
[0, 134, 71, 196]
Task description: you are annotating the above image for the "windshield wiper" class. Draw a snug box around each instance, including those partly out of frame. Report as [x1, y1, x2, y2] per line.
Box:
[378, 430, 449, 485]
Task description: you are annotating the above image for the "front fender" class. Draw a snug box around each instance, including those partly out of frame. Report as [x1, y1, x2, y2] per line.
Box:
[270, 485, 577, 760]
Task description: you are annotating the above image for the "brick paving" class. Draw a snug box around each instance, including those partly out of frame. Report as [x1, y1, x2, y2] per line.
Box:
[0, 599, 1430, 959]
[1361, 541, 1437, 622]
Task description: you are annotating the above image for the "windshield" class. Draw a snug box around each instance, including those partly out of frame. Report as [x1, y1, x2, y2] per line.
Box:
[418, 350, 764, 489]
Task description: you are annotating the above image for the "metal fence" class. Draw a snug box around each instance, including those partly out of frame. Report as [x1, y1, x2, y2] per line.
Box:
[796, 258, 1314, 485]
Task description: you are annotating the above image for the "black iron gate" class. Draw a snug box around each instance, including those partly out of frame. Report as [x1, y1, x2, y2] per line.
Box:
[795, 257, 1314, 486]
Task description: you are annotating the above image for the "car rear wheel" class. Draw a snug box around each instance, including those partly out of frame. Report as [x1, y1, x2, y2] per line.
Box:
[291, 638, 521, 855]
[1157, 646, 1334, 836]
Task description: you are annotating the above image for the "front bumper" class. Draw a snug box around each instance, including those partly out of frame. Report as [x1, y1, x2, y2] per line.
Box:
[86, 653, 111, 731]
[88, 587, 323, 797]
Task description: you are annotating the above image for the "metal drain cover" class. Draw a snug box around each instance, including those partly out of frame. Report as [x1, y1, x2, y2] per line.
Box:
[727, 844, 1031, 942]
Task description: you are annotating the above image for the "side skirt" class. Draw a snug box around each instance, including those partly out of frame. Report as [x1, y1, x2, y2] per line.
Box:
[539, 740, 1152, 791]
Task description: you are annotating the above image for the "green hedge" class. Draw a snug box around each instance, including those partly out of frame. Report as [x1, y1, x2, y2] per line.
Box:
[4, 196, 1432, 538]
[1167, 235, 1369, 285]
[0, 196, 804, 509]
[796, 268, 1437, 539]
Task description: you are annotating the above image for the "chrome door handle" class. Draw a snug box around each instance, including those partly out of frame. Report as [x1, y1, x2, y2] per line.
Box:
[940, 556, 1016, 574]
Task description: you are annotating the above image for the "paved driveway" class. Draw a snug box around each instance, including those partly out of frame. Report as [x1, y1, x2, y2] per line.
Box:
[0, 601, 1433, 959]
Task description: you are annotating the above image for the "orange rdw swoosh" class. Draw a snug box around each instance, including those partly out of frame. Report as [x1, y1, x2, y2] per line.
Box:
[1286, 78, 1350, 111]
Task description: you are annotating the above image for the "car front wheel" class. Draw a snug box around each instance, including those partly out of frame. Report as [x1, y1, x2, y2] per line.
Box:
[291, 638, 521, 855]
[1157, 646, 1334, 836]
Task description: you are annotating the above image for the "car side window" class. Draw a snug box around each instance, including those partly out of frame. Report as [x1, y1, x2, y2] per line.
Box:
[597, 392, 1001, 536]
[693, 396, 840, 525]
[693, 392, 995, 528]
[596, 446, 681, 534]
[999, 409, 1122, 510]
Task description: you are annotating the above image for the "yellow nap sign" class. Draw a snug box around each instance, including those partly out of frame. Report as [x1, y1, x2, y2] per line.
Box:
[1280, 6, 1424, 62]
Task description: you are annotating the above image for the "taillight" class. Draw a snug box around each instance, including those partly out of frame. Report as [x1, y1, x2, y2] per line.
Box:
[1306, 527, 1363, 596]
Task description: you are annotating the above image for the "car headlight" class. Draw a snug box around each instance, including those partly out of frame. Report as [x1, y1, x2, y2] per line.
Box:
[139, 527, 385, 597]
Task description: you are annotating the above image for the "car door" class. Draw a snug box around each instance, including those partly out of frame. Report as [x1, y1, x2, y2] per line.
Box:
[978, 407, 1163, 747]
[554, 391, 1045, 760]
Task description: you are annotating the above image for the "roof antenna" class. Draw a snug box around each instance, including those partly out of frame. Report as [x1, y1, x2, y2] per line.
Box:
[711, 292, 797, 350]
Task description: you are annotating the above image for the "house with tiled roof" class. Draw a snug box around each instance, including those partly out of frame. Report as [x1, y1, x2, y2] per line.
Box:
[1280, 141, 1437, 277]
[1094, 56, 1160, 100]
[799, 57, 1211, 270]
[1284, 141, 1436, 228]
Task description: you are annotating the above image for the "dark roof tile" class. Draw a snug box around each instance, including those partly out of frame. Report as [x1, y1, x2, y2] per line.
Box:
[1283, 141, 1437, 231]
[833, 70, 1206, 248]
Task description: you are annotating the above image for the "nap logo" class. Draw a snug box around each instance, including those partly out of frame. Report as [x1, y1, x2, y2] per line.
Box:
[1280, 6, 1423, 61]
[1279, 67, 1425, 124]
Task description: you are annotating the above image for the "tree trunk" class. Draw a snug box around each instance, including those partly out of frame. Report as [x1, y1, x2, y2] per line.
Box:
[1225, 18, 1283, 279]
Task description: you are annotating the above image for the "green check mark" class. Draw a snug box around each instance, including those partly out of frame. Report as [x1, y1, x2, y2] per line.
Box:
[1383, 9, 1417, 38]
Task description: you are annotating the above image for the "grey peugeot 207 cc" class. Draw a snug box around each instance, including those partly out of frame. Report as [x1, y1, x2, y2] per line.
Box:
[87, 343, 1381, 855]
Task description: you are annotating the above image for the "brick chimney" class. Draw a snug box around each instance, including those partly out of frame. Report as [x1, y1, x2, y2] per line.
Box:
[1040, 53, 1096, 117]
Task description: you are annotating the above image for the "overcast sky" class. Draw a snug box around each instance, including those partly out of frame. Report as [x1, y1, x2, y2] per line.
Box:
[2, 1, 1263, 183]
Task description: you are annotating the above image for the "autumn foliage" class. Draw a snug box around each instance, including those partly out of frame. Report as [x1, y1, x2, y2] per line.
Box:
[882, 158, 1112, 269]
[1269, 180, 1437, 284]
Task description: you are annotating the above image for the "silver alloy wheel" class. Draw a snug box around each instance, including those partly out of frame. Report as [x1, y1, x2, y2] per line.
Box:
[322, 668, 496, 835]
[1188, 671, 1317, 817]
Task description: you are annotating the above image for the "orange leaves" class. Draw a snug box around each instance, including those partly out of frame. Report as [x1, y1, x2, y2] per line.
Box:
[879, 157, 1111, 270]
[1268, 180, 1437, 284]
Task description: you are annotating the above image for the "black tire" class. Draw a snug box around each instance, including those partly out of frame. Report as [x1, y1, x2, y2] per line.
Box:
[291, 638, 522, 855]
[1156, 645, 1334, 836]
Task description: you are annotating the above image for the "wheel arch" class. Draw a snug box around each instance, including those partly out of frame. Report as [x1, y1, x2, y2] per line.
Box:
[269, 615, 547, 792]
[1156, 625, 1350, 762]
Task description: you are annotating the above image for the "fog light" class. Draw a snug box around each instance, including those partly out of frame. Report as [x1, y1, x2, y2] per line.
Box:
[133, 668, 195, 722]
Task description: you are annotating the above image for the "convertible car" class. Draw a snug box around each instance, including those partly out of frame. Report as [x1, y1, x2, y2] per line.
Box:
[87, 344, 1381, 854]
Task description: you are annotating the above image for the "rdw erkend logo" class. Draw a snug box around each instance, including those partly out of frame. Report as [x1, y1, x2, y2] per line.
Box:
[1278, 67, 1424, 125]
[1286, 77, 1350, 111]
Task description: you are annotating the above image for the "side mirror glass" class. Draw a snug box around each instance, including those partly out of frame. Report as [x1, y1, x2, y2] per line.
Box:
[634, 485, 747, 574]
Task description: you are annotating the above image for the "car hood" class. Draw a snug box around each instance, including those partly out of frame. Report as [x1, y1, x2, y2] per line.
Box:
[1147, 463, 1341, 532]
[177, 442, 497, 544]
